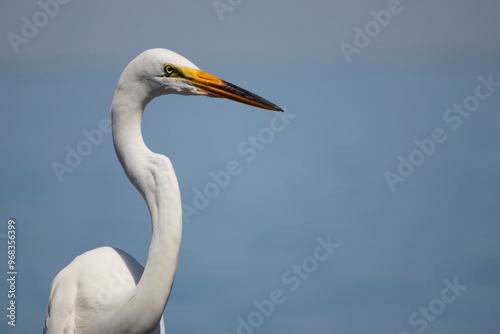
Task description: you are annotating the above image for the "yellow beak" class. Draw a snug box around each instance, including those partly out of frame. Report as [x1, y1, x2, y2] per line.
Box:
[178, 67, 283, 112]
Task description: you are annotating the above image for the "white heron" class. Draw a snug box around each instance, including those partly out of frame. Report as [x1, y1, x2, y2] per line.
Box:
[43, 48, 282, 334]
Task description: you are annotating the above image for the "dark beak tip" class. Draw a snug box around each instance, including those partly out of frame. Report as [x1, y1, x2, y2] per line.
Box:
[268, 102, 284, 112]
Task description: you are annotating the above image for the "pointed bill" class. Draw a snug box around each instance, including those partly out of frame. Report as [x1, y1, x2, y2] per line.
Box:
[178, 67, 283, 112]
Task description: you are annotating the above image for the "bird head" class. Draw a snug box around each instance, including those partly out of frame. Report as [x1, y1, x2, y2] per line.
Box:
[117, 48, 283, 112]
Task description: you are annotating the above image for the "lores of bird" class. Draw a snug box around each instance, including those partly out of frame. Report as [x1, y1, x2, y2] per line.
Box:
[43, 49, 282, 334]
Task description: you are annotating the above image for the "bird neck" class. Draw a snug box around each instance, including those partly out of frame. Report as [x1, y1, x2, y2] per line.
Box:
[111, 91, 183, 333]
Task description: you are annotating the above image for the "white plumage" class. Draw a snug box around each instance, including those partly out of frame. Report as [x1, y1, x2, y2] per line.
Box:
[44, 48, 282, 334]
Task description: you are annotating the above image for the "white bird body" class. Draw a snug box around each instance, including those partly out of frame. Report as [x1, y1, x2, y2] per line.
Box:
[44, 247, 166, 334]
[44, 48, 282, 334]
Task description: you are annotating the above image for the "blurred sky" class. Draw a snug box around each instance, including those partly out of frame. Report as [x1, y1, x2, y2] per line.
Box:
[1, 0, 500, 333]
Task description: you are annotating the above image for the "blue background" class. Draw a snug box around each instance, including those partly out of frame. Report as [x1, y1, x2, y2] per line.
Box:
[1, 1, 499, 333]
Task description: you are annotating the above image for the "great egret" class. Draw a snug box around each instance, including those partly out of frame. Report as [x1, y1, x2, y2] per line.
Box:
[43, 48, 282, 334]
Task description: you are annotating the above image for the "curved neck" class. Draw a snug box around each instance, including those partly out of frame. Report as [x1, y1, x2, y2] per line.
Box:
[110, 90, 182, 333]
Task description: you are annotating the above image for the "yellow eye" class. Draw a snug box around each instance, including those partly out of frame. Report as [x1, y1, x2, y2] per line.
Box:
[163, 64, 174, 75]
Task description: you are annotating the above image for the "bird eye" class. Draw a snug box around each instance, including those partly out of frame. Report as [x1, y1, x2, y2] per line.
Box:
[163, 64, 174, 75]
